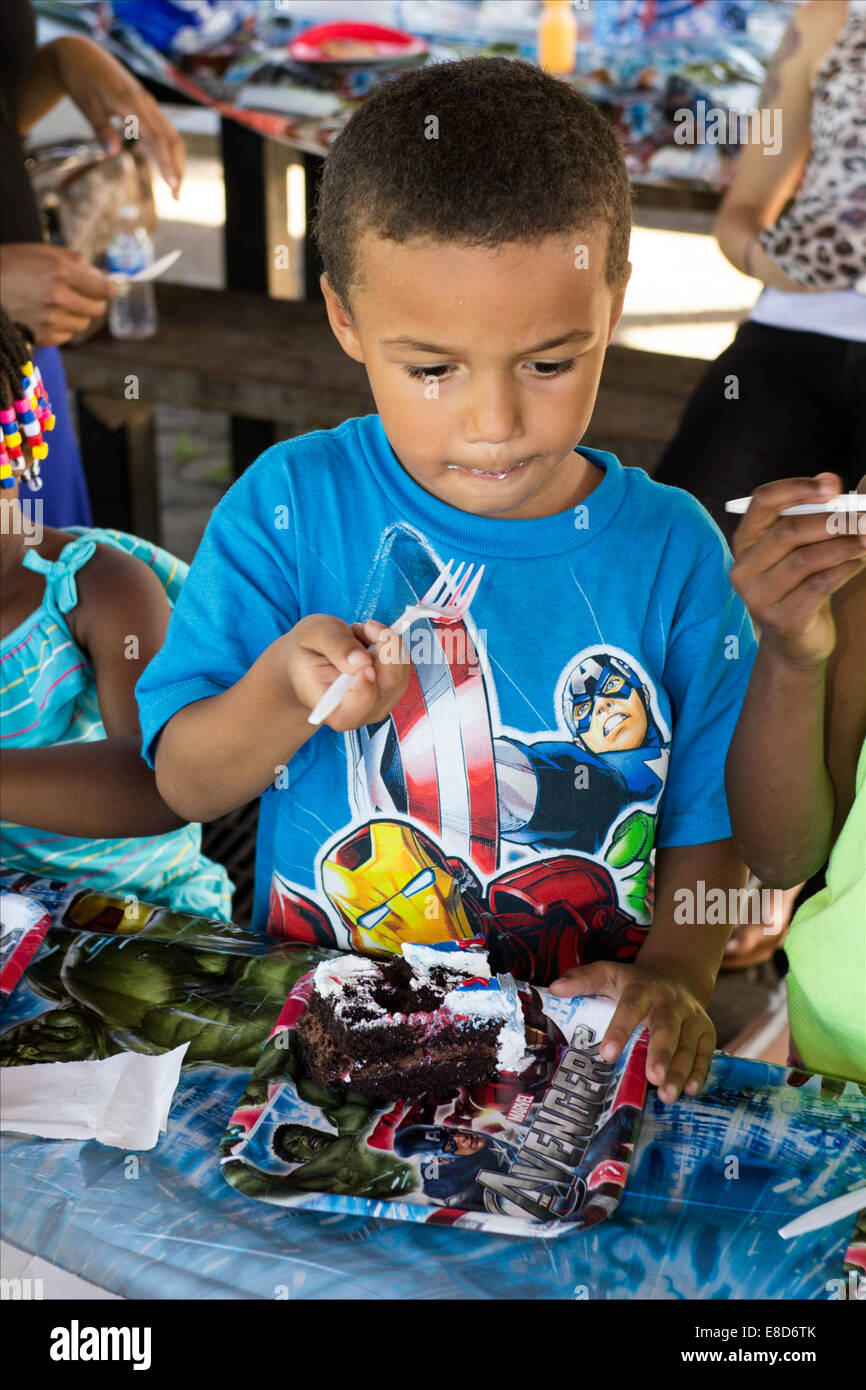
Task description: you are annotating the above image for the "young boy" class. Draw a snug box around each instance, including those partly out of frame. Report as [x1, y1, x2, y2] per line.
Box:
[136, 58, 755, 1103]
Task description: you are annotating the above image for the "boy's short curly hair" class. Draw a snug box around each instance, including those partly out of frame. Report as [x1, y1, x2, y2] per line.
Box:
[312, 56, 632, 312]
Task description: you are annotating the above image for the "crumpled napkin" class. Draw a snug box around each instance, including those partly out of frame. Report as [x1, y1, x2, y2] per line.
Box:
[0, 1044, 188, 1149]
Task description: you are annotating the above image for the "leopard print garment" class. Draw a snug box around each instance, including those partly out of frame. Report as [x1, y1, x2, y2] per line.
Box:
[759, 0, 866, 290]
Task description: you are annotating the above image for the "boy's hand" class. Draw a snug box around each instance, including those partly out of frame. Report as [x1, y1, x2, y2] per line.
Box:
[550, 960, 715, 1103]
[730, 473, 866, 669]
[283, 614, 411, 731]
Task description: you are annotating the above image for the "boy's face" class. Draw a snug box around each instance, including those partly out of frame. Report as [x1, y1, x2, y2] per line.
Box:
[322, 228, 628, 520]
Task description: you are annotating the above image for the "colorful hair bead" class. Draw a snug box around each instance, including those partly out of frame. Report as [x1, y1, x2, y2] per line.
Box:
[0, 322, 56, 487]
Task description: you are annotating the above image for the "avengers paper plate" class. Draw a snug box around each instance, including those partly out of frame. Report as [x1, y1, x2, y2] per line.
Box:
[219, 975, 649, 1238]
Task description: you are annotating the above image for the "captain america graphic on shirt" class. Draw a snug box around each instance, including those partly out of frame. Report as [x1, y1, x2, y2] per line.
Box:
[494, 649, 669, 859]
[343, 524, 669, 885]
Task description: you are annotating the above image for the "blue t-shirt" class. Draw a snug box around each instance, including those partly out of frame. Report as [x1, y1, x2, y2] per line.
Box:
[136, 415, 756, 983]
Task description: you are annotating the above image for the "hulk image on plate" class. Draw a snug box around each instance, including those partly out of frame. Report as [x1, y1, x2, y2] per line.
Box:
[219, 1027, 418, 1201]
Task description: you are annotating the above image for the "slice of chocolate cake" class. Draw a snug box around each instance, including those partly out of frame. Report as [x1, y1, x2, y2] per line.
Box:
[295, 941, 527, 1100]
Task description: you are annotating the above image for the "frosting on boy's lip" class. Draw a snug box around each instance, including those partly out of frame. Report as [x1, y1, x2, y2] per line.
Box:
[444, 458, 533, 480]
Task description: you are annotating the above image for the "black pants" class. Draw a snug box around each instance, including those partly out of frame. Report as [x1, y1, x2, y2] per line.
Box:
[654, 320, 866, 544]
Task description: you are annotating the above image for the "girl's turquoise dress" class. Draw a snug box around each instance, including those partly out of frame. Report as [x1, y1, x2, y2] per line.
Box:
[0, 526, 233, 919]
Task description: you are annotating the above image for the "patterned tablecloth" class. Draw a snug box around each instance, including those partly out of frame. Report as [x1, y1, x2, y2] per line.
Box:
[1, 872, 863, 1301]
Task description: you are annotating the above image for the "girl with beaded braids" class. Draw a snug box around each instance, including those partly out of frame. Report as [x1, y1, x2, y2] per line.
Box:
[0, 307, 232, 918]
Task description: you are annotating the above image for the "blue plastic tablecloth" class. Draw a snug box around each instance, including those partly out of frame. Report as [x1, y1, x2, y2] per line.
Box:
[2, 1053, 862, 1301]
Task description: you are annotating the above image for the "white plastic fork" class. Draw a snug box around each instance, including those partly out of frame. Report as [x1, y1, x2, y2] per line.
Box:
[306, 559, 485, 726]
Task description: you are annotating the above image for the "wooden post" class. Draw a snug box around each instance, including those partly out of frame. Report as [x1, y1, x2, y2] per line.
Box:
[77, 393, 160, 544]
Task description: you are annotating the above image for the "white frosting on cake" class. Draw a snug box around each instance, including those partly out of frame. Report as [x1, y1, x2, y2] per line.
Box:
[311, 955, 384, 1016]
[310, 947, 527, 1072]
[443, 973, 528, 1073]
[401, 941, 490, 981]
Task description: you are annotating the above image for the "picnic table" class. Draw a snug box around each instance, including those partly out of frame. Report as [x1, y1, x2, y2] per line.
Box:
[1, 870, 863, 1302]
[36, 0, 785, 300]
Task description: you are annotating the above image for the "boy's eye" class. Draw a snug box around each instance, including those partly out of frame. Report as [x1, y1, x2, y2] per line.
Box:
[401, 359, 577, 382]
[528, 359, 577, 376]
[402, 364, 454, 381]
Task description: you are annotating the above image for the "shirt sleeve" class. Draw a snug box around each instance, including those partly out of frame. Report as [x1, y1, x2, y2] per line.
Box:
[135, 444, 300, 769]
[655, 524, 757, 849]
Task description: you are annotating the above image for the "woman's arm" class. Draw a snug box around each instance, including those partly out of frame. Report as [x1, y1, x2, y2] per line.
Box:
[16, 37, 184, 194]
[714, 0, 849, 290]
[14, 40, 66, 131]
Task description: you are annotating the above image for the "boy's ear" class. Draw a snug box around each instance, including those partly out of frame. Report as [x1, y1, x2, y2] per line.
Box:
[606, 262, 632, 345]
[320, 272, 365, 363]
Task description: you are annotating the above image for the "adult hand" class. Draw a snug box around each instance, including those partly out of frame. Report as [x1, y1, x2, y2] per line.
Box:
[729, 473, 866, 669]
[51, 36, 185, 197]
[0, 243, 115, 347]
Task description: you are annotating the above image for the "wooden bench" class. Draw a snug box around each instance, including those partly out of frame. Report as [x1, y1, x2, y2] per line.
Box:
[63, 282, 707, 544]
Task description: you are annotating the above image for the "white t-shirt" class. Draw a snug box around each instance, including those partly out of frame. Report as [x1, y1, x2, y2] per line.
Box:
[749, 287, 866, 342]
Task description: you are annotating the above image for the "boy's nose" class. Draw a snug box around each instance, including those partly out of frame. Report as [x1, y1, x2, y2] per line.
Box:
[462, 379, 523, 448]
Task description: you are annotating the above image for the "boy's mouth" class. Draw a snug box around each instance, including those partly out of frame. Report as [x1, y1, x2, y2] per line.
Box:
[445, 459, 531, 481]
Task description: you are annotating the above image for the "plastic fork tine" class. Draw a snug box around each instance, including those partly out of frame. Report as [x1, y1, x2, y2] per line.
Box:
[440, 561, 467, 603]
[419, 558, 456, 607]
[453, 563, 484, 611]
[448, 563, 479, 609]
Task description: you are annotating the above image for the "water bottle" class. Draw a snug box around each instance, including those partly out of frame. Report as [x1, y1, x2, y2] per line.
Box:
[106, 204, 158, 340]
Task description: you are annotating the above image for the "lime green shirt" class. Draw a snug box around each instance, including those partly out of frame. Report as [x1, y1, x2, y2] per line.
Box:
[786, 735, 866, 1083]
